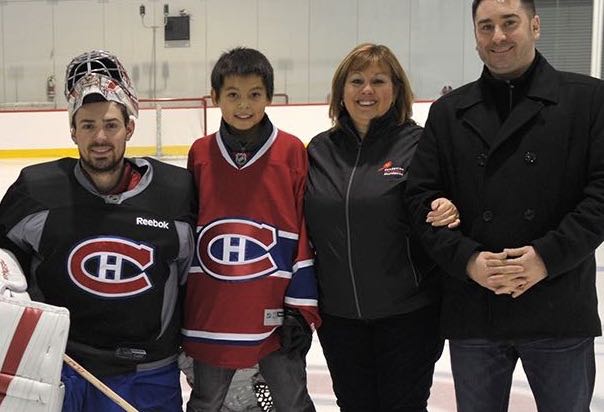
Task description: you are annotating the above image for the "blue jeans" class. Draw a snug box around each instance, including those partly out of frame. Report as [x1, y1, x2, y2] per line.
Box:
[186, 349, 315, 412]
[449, 337, 595, 412]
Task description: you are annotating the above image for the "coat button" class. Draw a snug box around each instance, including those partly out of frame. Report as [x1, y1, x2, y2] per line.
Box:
[476, 153, 487, 167]
[482, 210, 494, 222]
[523, 209, 535, 221]
[524, 151, 537, 164]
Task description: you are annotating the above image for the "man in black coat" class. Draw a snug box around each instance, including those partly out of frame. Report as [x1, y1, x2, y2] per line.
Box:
[406, 0, 604, 411]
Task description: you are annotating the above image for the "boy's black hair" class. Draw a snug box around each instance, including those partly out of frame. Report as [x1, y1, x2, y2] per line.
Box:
[211, 47, 274, 100]
[472, 0, 536, 20]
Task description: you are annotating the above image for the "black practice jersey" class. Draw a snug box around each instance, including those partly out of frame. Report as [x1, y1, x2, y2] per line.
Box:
[0, 157, 197, 376]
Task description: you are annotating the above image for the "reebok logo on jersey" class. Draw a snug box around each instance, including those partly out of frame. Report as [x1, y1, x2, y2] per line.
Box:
[136, 217, 169, 229]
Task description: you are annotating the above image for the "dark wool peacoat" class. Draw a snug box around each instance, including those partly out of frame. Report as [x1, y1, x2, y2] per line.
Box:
[406, 54, 604, 339]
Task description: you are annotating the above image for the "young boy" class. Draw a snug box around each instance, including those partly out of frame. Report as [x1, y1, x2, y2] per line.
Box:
[182, 47, 320, 411]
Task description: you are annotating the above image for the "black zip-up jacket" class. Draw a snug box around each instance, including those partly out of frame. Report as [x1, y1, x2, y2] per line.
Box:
[304, 110, 439, 320]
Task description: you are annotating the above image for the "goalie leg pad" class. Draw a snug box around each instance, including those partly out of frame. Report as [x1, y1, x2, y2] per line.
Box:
[0, 297, 70, 412]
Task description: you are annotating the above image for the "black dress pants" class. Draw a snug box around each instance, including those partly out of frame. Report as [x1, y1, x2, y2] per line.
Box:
[317, 304, 443, 412]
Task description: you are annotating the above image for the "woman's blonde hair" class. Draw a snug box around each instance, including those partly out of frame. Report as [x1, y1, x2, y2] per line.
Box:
[328, 43, 414, 129]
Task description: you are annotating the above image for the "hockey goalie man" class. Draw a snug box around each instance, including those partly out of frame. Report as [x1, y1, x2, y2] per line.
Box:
[0, 49, 197, 412]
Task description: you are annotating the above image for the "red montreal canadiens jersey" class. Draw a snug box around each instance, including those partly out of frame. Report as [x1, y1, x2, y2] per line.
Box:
[183, 126, 321, 368]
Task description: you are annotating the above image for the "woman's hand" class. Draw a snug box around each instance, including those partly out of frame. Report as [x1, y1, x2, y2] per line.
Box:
[425, 197, 460, 229]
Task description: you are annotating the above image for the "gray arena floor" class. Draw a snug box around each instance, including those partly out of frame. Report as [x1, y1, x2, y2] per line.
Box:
[1, 157, 603, 411]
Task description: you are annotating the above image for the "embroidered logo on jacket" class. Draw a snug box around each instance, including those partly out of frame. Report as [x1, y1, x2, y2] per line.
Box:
[197, 219, 278, 281]
[68, 237, 154, 297]
[378, 160, 406, 177]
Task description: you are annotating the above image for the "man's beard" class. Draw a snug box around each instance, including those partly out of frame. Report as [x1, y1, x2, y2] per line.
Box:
[80, 146, 123, 174]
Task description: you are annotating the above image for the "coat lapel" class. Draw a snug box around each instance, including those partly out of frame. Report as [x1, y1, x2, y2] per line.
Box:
[490, 98, 543, 153]
[457, 82, 497, 147]
[490, 59, 559, 152]
[457, 53, 560, 154]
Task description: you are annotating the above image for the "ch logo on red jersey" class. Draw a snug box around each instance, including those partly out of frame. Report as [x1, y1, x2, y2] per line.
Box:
[68, 237, 153, 297]
[197, 219, 278, 281]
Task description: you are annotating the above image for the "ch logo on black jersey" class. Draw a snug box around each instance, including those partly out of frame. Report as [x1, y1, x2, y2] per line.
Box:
[197, 219, 277, 281]
[68, 237, 154, 297]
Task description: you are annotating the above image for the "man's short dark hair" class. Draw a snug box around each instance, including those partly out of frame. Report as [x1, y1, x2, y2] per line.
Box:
[472, 0, 536, 20]
[210, 47, 274, 100]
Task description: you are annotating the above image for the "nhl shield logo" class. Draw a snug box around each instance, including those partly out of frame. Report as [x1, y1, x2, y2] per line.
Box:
[234, 152, 248, 167]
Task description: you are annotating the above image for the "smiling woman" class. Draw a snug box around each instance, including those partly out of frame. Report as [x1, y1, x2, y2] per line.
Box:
[341, 63, 394, 137]
[304, 43, 460, 411]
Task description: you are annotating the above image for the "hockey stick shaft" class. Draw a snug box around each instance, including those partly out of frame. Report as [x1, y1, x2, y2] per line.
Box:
[63, 354, 139, 412]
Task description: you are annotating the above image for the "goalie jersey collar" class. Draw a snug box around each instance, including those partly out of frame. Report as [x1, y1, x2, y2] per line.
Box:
[73, 157, 153, 204]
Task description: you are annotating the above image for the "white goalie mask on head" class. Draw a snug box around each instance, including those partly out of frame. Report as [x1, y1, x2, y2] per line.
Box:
[65, 49, 138, 126]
